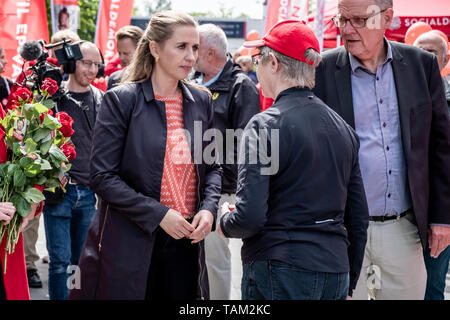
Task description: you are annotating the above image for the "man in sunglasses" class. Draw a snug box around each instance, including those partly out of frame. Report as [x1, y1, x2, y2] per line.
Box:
[314, 0, 450, 300]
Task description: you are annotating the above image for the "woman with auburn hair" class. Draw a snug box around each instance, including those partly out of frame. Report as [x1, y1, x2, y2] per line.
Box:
[70, 11, 221, 300]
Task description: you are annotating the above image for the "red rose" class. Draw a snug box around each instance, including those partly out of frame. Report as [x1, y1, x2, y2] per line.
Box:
[41, 78, 58, 96]
[40, 108, 54, 123]
[60, 143, 76, 161]
[56, 111, 75, 137]
[15, 87, 32, 102]
[5, 95, 19, 110]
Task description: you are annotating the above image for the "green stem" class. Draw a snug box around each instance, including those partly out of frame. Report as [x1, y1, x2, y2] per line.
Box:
[1, 183, 7, 202]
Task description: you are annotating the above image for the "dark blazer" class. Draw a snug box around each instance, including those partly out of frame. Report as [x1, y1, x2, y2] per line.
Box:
[69, 79, 222, 300]
[106, 68, 124, 91]
[221, 87, 369, 296]
[313, 41, 450, 247]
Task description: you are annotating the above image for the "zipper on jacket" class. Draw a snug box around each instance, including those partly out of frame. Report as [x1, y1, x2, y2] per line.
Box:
[195, 164, 205, 299]
[98, 204, 110, 252]
[195, 164, 201, 211]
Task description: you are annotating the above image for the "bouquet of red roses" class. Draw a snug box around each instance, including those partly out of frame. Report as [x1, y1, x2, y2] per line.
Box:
[0, 78, 76, 272]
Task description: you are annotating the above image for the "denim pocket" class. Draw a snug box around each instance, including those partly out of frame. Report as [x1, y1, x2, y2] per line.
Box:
[269, 260, 318, 299]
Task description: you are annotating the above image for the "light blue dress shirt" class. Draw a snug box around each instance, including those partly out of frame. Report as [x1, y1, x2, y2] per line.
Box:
[197, 61, 226, 87]
[349, 41, 412, 217]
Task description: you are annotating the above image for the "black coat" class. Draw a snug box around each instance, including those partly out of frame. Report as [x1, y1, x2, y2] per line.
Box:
[313, 41, 450, 247]
[69, 79, 222, 300]
[220, 87, 369, 296]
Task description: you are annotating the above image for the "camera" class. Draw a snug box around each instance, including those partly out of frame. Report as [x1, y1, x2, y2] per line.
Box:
[19, 39, 83, 100]
[54, 39, 83, 75]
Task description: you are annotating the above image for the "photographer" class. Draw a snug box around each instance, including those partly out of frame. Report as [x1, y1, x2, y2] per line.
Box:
[42, 41, 104, 300]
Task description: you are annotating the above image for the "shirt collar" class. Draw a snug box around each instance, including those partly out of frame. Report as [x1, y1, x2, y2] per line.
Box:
[349, 38, 393, 73]
[198, 59, 227, 87]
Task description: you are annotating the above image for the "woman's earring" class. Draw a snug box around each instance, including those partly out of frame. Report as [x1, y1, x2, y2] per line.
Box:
[155, 56, 159, 63]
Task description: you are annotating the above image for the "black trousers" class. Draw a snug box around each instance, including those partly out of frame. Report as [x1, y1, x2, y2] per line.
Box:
[145, 227, 199, 300]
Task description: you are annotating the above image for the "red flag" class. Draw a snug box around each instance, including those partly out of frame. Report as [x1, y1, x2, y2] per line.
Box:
[95, 0, 135, 66]
[0, 0, 49, 81]
[265, 0, 309, 33]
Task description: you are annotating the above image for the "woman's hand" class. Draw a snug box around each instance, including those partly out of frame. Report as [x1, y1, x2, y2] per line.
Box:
[159, 209, 195, 240]
[189, 210, 214, 244]
[20, 202, 39, 232]
[0, 202, 16, 226]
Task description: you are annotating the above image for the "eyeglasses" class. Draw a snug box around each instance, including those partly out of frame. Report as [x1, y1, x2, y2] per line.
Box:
[332, 9, 388, 29]
[252, 54, 261, 68]
[79, 59, 102, 69]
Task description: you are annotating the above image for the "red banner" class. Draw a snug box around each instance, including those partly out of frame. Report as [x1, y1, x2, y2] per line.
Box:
[95, 0, 135, 65]
[265, 0, 309, 33]
[0, 0, 49, 81]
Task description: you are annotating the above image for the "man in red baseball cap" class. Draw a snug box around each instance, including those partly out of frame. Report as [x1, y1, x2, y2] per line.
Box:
[218, 20, 369, 300]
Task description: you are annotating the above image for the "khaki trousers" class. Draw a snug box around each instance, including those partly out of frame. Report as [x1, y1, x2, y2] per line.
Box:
[205, 194, 236, 300]
[23, 214, 41, 271]
[353, 213, 427, 300]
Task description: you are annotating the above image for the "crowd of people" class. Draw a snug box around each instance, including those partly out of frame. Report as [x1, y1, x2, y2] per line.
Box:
[0, 0, 449, 301]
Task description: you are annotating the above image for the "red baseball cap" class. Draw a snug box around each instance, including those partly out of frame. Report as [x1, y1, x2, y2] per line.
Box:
[243, 20, 320, 65]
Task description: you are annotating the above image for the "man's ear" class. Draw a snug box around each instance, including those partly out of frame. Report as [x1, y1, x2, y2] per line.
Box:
[444, 53, 450, 69]
[269, 52, 279, 73]
[207, 48, 216, 62]
[383, 8, 394, 30]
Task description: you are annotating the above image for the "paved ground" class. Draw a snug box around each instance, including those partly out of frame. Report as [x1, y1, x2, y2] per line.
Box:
[30, 214, 450, 300]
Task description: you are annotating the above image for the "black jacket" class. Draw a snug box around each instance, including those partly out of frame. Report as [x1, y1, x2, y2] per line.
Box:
[69, 79, 222, 300]
[313, 42, 450, 248]
[194, 59, 260, 194]
[107, 69, 124, 91]
[220, 87, 369, 296]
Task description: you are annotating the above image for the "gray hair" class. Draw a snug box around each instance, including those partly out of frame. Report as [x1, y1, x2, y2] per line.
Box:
[414, 31, 448, 65]
[375, 0, 393, 8]
[260, 46, 322, 89]
[198, 23, 228, 59]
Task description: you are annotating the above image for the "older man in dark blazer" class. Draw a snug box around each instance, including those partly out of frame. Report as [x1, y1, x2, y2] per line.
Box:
[313, 0, 450, 300]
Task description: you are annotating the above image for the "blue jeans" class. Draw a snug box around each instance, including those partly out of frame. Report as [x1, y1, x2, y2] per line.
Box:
[424, 245, 450, 300]
[242, 260, 349, 300]
[43, 184, 96, 300]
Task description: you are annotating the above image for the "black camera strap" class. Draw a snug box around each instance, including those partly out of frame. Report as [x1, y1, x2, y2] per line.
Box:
[55, 85, 97, 133]
[81, 86, 97, 133]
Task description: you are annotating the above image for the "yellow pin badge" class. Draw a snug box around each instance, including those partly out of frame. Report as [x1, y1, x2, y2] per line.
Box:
[212, 92, 219, 100]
